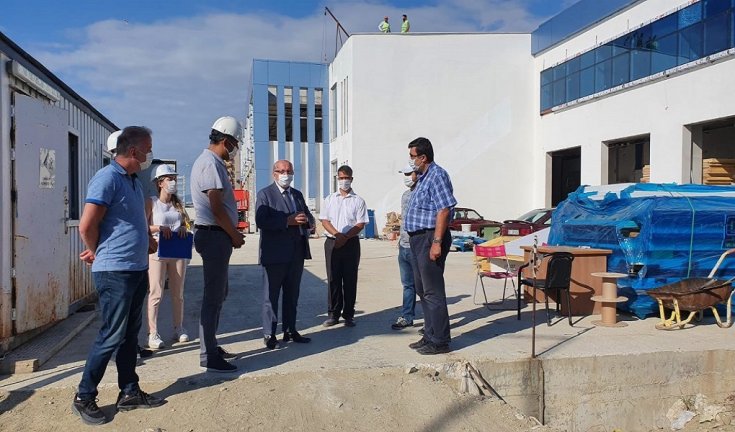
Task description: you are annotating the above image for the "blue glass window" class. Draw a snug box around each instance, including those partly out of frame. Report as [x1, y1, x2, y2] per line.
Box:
[553, 79, 566, 106]
[679, 3, 703, 29]
[541, 68, 554, 86]
[566, 71, 580, 101]
[613, 35, 632, 56]
[596, 43, 613, 62]
[539, 1, 735, 113]
[651, 32, 678, 73]
[541, 84, 553, 111]
[679, 22, 704, 64]
[612, 53, 630, 86]
[553, 62, 567, 80]
[580, 67, 595, 97]
[631, 49, 651, 80]
[581, 50, 595, 69]
[652, 13, 678, 38]
[595, 59, 612, 93]
[704, 11, 730, 55]
[704, 0, 730, 18]
[567, 56, 581, 74]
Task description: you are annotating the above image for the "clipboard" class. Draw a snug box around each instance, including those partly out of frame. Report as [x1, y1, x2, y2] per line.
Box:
[158, 232, 193, 259]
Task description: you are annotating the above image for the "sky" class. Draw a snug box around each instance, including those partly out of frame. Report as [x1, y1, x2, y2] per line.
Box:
[0, 0, 574, 180]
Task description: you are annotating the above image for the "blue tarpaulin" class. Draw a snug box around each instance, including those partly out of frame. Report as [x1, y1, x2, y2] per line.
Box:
[548, 183, 735, 318]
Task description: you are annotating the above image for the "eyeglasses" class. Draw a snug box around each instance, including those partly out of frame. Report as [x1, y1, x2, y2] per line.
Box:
[274, 169, 294, 175]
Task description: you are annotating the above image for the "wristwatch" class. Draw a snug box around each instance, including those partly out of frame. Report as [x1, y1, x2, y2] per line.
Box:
[432, 237, 442, 244]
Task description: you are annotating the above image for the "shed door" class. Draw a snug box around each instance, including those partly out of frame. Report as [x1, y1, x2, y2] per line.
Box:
[12, 94, 69, 334]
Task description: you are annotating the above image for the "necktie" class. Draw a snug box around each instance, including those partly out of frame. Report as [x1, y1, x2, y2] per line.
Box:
[284, 190, 306, 236]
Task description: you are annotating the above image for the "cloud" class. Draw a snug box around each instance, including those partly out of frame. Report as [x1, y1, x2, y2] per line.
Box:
[31, 1, 556, 172]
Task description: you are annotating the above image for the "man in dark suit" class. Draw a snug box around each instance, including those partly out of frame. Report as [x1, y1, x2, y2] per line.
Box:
[256, 160, 315, 349]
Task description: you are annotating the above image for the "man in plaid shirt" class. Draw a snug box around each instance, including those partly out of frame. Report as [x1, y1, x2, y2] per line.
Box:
[403, 137, 457, 355]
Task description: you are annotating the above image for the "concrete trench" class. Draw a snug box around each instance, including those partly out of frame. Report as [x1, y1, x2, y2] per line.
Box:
[464, 349, 735, 431]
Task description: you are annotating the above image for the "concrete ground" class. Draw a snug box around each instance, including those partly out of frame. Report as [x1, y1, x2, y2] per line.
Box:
[2, 235, 735, 431]
[2, 235, 735, 389]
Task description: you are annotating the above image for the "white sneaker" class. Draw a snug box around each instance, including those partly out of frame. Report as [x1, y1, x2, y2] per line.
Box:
[175, 327, 189, 343]
[148, 333, 165, 349]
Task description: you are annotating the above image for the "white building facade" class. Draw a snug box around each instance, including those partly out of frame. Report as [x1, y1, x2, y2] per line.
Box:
[535, 0, 735, 205]
[327, 0, 735, 234]
[329, 33, 535, 232]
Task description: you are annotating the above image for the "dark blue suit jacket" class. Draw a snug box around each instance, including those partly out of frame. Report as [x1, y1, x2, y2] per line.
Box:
[255, 182, 314, 265]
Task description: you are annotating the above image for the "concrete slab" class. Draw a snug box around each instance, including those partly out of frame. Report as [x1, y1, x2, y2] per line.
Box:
[1, 236, 734, 430]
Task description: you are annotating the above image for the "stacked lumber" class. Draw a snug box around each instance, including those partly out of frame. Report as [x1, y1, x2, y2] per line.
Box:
[383, 212, 401, 239]
[703, 158, 735, 185]
[640, 165, 650, 183]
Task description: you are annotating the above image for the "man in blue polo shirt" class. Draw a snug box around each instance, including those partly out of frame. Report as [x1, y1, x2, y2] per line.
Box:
[72, 127, 165, 426]
[404, 137, 457, 355]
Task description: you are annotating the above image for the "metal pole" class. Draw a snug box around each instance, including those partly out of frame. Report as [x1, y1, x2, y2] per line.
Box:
[531, 235, 538, 358]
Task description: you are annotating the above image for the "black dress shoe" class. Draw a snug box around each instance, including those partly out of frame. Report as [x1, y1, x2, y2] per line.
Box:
[284, 331, 311, 343]
[344, 318, 356, 327]
[217, 346, 236, 359]
[264, 335, 278, 350]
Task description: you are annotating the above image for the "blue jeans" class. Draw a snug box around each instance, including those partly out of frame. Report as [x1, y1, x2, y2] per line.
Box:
[398, 245, 418, 322]
[78, 270, 148, 400]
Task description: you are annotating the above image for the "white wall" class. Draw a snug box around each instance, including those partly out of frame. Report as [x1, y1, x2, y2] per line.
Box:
[534, 0, 735, 200]
[330, 33, 535, 233]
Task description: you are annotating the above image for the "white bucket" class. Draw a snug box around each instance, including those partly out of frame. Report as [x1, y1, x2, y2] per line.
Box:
[461, 223, 471, 232]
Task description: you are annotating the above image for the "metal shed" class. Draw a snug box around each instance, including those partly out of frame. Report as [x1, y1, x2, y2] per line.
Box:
[0, 31, 116, 353]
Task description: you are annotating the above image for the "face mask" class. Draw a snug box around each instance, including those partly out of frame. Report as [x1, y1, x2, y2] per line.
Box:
[338, 179, 352, 191]
[139, 152, 153, 170]
[403, 176, 415, 188]
[227, 144, 239, 160]
[277, 174, 293, 188]
[165, 180, 177, 194]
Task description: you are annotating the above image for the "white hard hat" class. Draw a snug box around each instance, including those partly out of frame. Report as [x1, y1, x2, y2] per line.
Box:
[211, 116, 243, 143]
[152, 164, 177, 182]
[106, 130, 122, 153]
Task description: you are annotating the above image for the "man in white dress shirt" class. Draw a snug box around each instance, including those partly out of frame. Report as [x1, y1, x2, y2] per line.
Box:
[319, 165, 369, 327]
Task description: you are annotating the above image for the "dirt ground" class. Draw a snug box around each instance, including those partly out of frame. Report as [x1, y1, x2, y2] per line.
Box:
[0, 367, 559, 432]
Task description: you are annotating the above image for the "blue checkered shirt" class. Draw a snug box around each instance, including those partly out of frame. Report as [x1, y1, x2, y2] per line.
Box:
[404, 162, 456, 233]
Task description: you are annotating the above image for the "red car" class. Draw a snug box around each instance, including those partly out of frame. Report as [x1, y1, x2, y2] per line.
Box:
[449, 207, 501, 237]
[500, 208, 554, 237]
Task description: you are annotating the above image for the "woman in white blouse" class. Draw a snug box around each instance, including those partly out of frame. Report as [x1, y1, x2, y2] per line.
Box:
[146, 164, 191, 349]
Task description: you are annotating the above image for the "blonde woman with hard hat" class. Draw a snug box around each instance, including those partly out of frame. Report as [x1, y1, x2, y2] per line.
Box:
[146, 164, 192, 349]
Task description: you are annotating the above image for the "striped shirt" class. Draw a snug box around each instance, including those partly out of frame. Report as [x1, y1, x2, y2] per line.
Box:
[404, 162, 457, 233]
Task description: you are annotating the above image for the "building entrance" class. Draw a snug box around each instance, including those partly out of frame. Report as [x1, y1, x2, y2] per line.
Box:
[550, 147, 580, 206]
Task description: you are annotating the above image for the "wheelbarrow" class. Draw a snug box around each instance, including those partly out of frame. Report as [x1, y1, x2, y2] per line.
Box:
[648, 249, 735, 330]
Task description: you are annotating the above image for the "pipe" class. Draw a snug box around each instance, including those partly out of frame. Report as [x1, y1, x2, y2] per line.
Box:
[0, 53, 14, 344]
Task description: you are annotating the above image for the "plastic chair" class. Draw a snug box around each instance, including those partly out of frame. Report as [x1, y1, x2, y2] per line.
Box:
[473, 244, 517, 309]
[517, 252, 574, 325]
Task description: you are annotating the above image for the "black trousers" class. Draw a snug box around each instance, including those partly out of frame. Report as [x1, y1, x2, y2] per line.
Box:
[409, 229, 452, 345]
[324, 236, 360, 320]
[263, 239, 306, 335]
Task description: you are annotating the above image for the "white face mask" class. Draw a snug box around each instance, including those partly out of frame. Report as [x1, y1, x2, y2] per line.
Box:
[408, 157, 417, 171]
[140, 152, 153, 170]
[338, 179, 352, 191]
[165, 180, 177, 194]
[403, 176, 415, 188]
[227, 145, 239, 160]
[277, 174, 293, 188]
